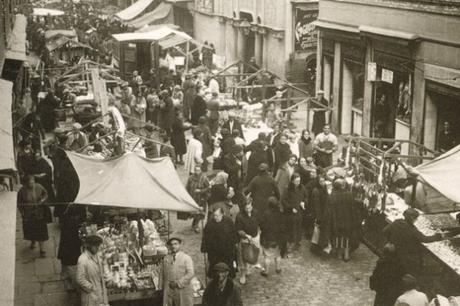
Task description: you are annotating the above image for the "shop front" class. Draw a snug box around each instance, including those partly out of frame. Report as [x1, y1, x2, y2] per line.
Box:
[424, 81, 460, 152]
[369, 46, 413, 153]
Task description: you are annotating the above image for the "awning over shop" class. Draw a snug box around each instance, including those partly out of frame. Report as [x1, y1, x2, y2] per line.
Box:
[5, 14, 27, 62]
[66, 151, 201, 212]
[0, 192, 17, 306]
[44, 29, 77, 40]
[416, 145, 460, 204]
[0, 80, 15, 171]
[112, 26, 192, 43]
[128, 2, 172, 29]
[32, 8, 65, 16]
[115, 0, 155, 21]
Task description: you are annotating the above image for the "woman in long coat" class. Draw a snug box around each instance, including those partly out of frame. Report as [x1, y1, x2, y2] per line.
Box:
[130, 90, 147, 133]
[309, 175, 331, 254]
[171, 110, 189, 164]
[159, 90, 175, 136]
[17, 175, 49, 255]
[191, 90, 207, 125]
[184, 128, 204, 175]
[29, 151, 55, 202]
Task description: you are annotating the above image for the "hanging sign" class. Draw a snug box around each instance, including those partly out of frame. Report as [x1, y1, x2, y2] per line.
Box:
[382, 68, 394, 84]
[367, 62, 377, 81]
[294, 9, 318, 51]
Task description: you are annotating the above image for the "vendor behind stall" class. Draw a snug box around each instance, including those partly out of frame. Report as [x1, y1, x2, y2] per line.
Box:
[383, 208, 449, 278]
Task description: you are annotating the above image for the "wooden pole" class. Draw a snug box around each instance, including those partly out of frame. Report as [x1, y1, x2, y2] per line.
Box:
[185, 41, 190, 73]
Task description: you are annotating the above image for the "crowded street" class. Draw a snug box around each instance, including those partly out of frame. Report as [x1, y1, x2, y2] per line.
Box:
[2, 0, 460, 306]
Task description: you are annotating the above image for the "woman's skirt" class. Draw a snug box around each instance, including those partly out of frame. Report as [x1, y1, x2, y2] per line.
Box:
[23, 219, 49, 242]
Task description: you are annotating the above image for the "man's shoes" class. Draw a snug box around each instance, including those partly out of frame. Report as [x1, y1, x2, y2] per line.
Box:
[260, 271, 268, 277]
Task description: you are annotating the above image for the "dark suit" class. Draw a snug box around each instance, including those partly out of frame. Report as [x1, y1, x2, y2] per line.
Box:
[222, 119, 244, 140]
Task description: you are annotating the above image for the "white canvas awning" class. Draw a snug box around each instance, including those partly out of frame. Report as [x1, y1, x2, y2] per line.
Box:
[5, 14, 27, 62]
[0, 192, 17, 306]
[32, 8, 65, 16]
[112, 26, 191, 43]
[416, 145, 460, 204]
[128, 2, 172, 29]
[115, 0, 155, 21]
[0, 79, 15, 171]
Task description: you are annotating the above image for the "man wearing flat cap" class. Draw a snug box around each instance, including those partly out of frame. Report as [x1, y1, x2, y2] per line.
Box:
[76, 235, 109, 306]
[163, 237, 195, 306]
[66, 122, 88, 151]
[383, 208, 450, 277]
[202, 262, 243, 306]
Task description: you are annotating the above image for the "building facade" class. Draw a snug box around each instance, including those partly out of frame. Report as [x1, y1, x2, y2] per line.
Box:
[192, 0, 318, 84]
[315, 0, 460, 153]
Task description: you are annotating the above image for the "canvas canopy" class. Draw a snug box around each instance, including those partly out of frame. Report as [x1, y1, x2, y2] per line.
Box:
[5, 14, 27, 62]
[416, 145, 460, 204]
[0, 80, 15, 171]
[32, 8, 64, 16]
[115, 0, 155, 21]
[66, 151, 200, 212]
[128, 2, 172, 29]
[0, 192, 17, 306]
[112, 26, 192, 43]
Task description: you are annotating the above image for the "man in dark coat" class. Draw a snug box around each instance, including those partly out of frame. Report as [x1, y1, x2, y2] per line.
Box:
[201, 208, 239, 278]
[311, 90, 329, 136]
[273, 134, 292, 175]
[202, 263, 243, 306]
[38, 88, 60, 132]
[383, 208, 447, 277]
[244, 132, 273, 185]
[370, 244, 406, 306]
[222, 112, 244, 140]
[182, 75, 196, 121]
[244, 163, 280, 215]
[224, 145, 244, 195]
[159, 90, 175, 136]
[191, 90, 207, 125]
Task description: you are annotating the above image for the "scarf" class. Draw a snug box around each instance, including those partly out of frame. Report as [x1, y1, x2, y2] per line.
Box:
[301, 136, 312, 146]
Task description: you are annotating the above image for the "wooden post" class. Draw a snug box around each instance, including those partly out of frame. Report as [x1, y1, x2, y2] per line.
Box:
[185, 40, 190, 73]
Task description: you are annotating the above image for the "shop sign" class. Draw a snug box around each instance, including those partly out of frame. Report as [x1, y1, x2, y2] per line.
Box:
[196, 0, 214, 14]
[382, 68, 394, 84]
[294, 9, 318, 51]
[367, 62, 377, 81]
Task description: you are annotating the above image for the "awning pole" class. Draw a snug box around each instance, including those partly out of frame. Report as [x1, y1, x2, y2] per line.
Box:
[185, 41, 190, 73]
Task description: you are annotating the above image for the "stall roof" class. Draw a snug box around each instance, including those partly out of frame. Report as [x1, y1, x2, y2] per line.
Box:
[112, 26, 191, 43]
[5, 14, 27, 62]
[115, 0, 155, 21]
[66, 151, 201, 212]
[416, 145, 460, 203]
[128, 2, 172, 29]
[0, 80, 15, 171]
[0, 192, 17, 306]
[32, 8, 65, 16]
[137, 23, 179, 33]
[45, 29, 77, 40]
[46, 36, 92, 52]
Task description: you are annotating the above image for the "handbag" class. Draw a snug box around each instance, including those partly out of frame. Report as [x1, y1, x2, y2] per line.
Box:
[311, 224, 320, 245]
[241, 241, 260, 265]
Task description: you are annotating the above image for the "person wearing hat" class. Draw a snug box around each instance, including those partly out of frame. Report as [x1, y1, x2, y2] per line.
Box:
[66, 122, 89, 151]
[191, 86, 207, 125]
[273, 133, 292, 176]
[244, 163, 280, 216]
[162, 237, 195, 306]
[61, 87, 77, 109]
[383, 208, 449, 277]
[38, 88, 59, 132]
[202, 262, 243, 306]
[186, 164, 210, 233]
[311, 89, 329, 137]
[201, 208, 239, 279]
[244, 132, 272, 185]
[76, 235, 109, 306]
[184, 128, 204, 175]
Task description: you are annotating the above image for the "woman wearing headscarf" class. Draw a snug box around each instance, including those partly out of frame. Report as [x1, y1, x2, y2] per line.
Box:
[172, 85, 184, 110]
[17, 175, 49, 256]
[209, 172, 229, 206]
[298, 129, 314, 161]
[281, 173, 308, 253]
[171, 110, 190, 165]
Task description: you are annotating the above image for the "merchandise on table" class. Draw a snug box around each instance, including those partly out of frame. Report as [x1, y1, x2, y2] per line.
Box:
[81, 218, 168, 296]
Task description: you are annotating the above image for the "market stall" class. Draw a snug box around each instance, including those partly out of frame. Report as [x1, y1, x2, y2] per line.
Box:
[341, 136, 460, 296]
[65, 151, 204, 303]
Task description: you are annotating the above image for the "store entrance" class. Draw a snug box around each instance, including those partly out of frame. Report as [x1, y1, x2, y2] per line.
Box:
[372, 81, 397, 138]
[433, 92, 460, 151]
